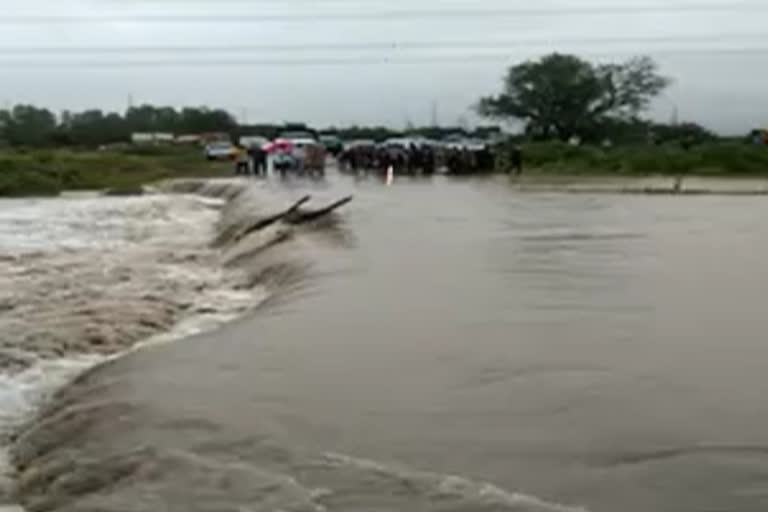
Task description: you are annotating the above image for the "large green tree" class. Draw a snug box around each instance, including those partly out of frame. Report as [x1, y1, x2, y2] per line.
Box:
[477, 53, 670, 141]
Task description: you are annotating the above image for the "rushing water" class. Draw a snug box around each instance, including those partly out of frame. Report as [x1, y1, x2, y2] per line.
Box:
[3, 176, 768, 512]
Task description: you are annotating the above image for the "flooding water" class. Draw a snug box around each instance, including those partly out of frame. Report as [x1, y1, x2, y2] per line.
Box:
[4, 176, 768, 512]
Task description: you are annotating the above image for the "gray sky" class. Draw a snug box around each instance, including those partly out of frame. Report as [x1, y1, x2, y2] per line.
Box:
[1, 0, 766, 134]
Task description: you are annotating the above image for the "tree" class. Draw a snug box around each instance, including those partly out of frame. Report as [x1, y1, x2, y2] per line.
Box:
[477, 53, 670, 141]
[123, 105, 236, 135]
[177, 107, 236, 134]
[1, 105, 57, 146]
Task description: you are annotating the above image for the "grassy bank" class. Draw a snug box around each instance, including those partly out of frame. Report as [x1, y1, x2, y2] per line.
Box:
[0, 147, 232, 197]
[496, 141, 768, 176]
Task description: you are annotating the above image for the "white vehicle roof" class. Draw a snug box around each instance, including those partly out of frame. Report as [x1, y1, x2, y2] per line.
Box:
[240, 136, 268, 145]
[280, 131, 316, 140]
[345, 139, 376, 148]
[289, 138, 318, 146]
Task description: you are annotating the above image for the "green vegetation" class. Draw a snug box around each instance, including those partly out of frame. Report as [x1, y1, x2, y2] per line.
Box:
[496, 141, 768, 176]
[0, 147, 231, 197]
[478, 53, 670, 142]
[0, 105, 237, 147]
[478, 52, 767, 178]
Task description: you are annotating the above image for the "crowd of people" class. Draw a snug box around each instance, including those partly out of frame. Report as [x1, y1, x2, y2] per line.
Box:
[229, 138, 522, 178]
[338, 142, 496, 175]
[233, 144, 267, 176]
[232, 142, 326, 177]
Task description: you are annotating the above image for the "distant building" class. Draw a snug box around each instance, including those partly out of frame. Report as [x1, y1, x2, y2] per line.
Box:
[199, 132, 231, 144]
[130, 133, 154, 144]
[130, 132, 175, 145]
[175, 134, 202, 145]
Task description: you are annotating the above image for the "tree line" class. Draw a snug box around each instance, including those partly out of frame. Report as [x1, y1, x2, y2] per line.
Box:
[0, 104, 504, 148]
[0, 53, 737, 148]
[0, 105, 239, 147]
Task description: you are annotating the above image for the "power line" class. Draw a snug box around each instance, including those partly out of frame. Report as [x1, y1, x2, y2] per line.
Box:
[0, 5, 765, 23]
[0, 34, 766, 54]
[2, 48, 767, 68]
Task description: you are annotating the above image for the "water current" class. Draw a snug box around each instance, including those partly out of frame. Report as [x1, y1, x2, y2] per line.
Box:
[2, 175, 768, 512]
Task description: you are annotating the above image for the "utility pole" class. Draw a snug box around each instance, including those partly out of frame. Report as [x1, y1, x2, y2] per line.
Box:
[430, 100, 438, 127]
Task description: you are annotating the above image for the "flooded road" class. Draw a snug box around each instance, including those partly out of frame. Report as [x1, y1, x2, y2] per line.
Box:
[7, 177, 768, 511]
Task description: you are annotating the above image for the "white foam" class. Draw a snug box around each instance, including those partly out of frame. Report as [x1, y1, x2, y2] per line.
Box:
[321, 452, 589, 512]
[0, 191, 270, 509]
[0, 195, 218, 255]
[0, 356, 106, 435]
[0, 354, 108, 503]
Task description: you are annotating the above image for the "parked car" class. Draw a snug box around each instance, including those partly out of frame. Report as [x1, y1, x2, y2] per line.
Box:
[344, 139, 376, 150]
[239, 136, 269, 149]
[279, 131, 317, 141]
[204, 142, 236, 161]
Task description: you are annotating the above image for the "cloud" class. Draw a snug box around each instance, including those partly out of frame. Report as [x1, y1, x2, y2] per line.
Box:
[1, 0, 765, 133]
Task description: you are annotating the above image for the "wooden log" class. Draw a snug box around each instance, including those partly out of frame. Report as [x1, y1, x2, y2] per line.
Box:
[232, 195, 311, 243]
[286, 195, 353, 225]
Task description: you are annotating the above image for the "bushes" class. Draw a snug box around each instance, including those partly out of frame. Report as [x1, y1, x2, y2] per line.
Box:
[0, 155, 61, 196]
[118, 144, 201, 157]
[496, 141, 768, 175]
[692, 143, 768, 173]
[0, 149, 229, 197]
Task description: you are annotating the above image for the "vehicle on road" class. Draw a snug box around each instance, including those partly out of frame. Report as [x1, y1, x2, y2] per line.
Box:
[278, 130, 317, 142]
[204, 142, 236, 161]
[239, 136, 269, 149]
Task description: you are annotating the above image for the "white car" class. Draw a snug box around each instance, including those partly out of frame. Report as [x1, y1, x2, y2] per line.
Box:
[289, 137, 317, 153]
[239, 136, 269, 149]
[204, 142, 236, 161]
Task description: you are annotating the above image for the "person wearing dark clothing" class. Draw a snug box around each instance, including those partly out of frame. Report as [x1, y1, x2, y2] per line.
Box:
[460, 148, 474, 174]
[408, 143, 420, 174]
[394, 150, 406, 174]
[422, 145, 435, 175]
[350, 148, 360, 173]
[248, 145, 267, 176]
[446, 148, 460, 175]
[477, 145, 493, 172]
[376, 148, 390, 175]
[510, 145, 523, 176]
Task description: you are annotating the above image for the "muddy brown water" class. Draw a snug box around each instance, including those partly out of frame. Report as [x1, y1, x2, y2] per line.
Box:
[8, 176, 768, 512]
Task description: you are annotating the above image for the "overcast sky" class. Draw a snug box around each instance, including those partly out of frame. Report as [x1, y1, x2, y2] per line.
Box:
[0, 0, 766, 134]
